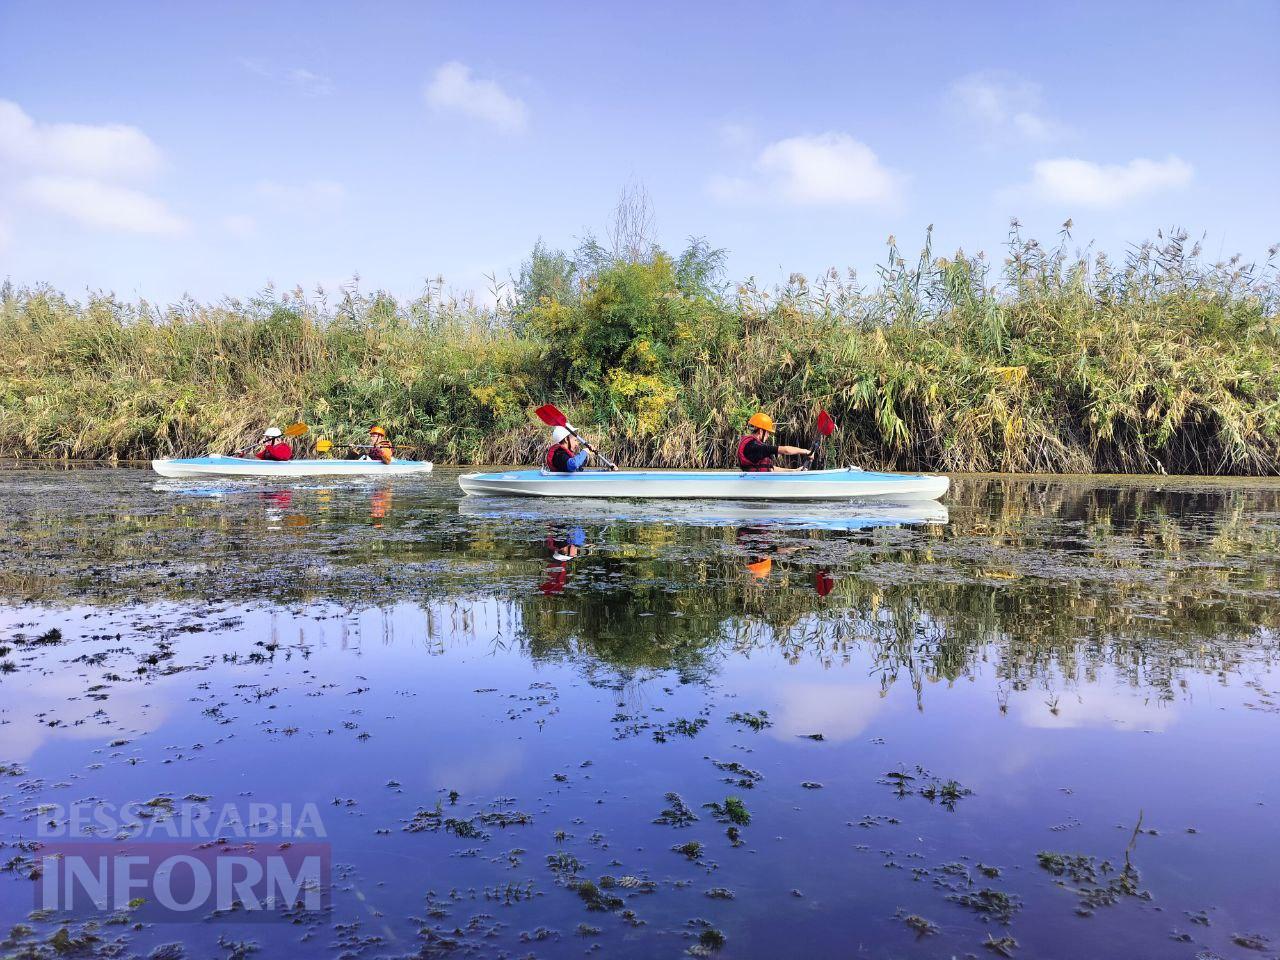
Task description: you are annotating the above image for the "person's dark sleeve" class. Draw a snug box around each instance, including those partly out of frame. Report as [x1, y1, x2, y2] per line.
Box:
[744, 438, 779, 462]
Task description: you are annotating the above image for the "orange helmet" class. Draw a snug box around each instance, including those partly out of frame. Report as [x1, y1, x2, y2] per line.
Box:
[369, 426, 387, 436]
[747, 412, 775, 433]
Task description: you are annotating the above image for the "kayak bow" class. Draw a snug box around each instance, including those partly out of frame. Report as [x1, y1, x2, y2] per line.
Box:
[457, 467, 948, 502]
[152, 455, 434, 479]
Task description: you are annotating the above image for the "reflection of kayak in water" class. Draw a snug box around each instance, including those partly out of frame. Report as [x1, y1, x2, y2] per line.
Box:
[458, 467, 948, 502]
[152, 456, 433, 478]
[459, 497, 948, 532]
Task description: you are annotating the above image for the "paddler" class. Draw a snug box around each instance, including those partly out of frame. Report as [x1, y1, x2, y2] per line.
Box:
[254, 427, 294, 462]
[367, 426, 394, 465]
[545, 426, 591, 473]
[736, 413, 810, 472]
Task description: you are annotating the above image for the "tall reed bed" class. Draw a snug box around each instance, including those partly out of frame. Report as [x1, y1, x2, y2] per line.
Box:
[1, 224, 1277, 474]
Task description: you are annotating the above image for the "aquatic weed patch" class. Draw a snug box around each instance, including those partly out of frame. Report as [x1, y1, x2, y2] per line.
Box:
[897, 911, 939, 937]
[404, 798, 533, 840]
[708, 758, 762, 789]
[654, 793, 699, 827]
[703, 796, 750, 826]
[672, 840, 704, 861]
[947, 887, 1022, 924]
[1036, 851, 1148, 912]
[880, 765, 973, 808]
[726, 709, 771, 731]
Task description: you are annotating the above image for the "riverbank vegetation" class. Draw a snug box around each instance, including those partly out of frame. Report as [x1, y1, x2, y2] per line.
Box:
[2, 220, 1277, 474]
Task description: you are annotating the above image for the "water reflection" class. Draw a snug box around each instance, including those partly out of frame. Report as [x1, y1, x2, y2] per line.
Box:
[2, 471, 1278, 692]
[3, 468, 1280, 958]
[458, 495, 950, 531]
[540, 524, 585, 595]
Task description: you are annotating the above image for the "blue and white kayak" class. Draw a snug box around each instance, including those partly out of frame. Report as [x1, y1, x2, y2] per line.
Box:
[457, 467, 948, 502]
[151, 455, 433, 479]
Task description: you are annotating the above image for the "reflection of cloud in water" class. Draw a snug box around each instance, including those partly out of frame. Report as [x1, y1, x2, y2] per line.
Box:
[769, 682, 886, 743]
[1015, 688, 1176, 732]
[0, 669, 169, 762]
[428, 742, 526, 792]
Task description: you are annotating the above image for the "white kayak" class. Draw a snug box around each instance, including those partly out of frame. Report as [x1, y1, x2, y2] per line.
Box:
[457, 467, 949, 502]
[151, 455, 434, 479]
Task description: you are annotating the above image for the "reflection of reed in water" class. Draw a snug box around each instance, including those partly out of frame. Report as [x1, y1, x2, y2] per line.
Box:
[2, 477, 1277, 701]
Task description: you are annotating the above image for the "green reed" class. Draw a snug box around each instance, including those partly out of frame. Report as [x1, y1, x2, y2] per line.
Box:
[1, 223, 1276, 474]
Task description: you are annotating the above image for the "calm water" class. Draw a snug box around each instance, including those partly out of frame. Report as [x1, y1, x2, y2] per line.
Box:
[1, 467, 1278, 959]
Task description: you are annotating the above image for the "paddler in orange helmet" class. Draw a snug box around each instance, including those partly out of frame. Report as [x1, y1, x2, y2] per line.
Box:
[367, 426, 394, 465]
[735, 413, 810, 472]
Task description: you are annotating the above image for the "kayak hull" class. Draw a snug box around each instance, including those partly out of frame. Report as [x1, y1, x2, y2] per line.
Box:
[152, 456, 434, 479]
[457, 467, 949, 502]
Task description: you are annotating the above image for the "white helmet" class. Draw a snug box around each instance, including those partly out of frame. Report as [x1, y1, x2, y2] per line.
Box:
[551, 426, 571, 444]
[263, 426, 283, 439]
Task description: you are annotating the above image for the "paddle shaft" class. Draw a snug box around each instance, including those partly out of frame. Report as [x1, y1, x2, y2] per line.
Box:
[805, 437, 823, 470]
[324, 443, 426, 451]
[565, 426, 617, 470]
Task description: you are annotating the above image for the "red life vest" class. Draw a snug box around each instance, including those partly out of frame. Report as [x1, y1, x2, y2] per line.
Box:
[545, 442, 568, 471]
[736, 435, 772, 471]
[256, 442, 294, 462]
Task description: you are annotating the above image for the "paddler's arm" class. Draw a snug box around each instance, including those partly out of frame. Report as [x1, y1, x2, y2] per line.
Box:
[768, 444, 812, 472]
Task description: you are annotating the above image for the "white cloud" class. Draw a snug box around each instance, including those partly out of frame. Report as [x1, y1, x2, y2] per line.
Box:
[0, 99, 163, 180]
[424, 61, 528, 133]
[20, 176, 187, 234]
[710, 132, 900, 207]
[949, 72, 1063, 144]
[1025, 155, 1193, 208]
[0, 99, 184, 237]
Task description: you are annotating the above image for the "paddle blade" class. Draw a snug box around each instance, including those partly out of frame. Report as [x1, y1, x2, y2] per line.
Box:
[816, 411, 836, 436]
[315, 439, 333, 453]
[284, 422, 309, 437]
[534, 404, 568, 428]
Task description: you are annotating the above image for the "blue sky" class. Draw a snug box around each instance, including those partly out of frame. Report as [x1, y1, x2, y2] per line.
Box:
[1, 0, 1277, 305]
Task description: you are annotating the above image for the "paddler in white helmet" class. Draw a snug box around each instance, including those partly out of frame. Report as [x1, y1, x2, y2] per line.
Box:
[544, 425, 593, 473]
[255, 426, 294, 462]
